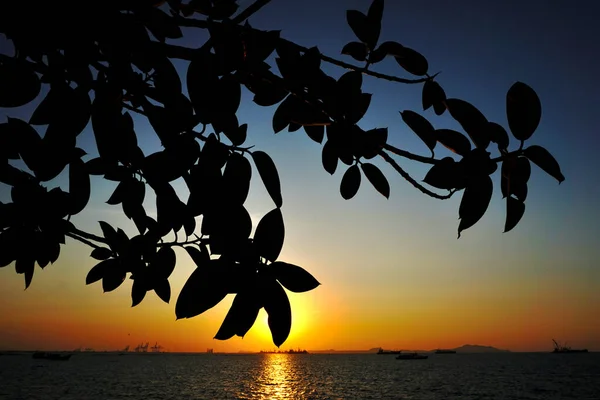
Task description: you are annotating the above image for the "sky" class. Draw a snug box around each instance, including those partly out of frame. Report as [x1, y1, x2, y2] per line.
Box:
[1, 0, 599, 353]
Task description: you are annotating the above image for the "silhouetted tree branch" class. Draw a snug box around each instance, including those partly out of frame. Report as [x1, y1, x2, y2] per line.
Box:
[0, 0, 564, 347]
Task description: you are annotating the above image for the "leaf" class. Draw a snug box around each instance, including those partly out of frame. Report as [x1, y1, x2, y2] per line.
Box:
[322, 140, 338, 175]
[175, 260, 231, 319]
[346, 10, 375, 48]
[423, 158, 465, 190]
[487, 122, 509, 151]
[445, 98, 490, 150]
[223, 153, 252, 205]
[254, 208, 285, 262]
[341, 41, 368, 62]
[185, 246, 210, 268]
[0, 58, 41, 107]
[86, 259, 117, 285]
[68, 157, 90, 215]
[214, 290, 262, 340]
[458, 175, 493, 238]
[504, 197, 525, 233]
[422, 80, 446, 115]
[367, 0, 384, 24]
[360, 163, 390, 198]
[91, 247, 112, 261]
[102, 268, 126, 293]
[263, 280, 292, 347]
[154, 279, 171, 303]
[340, 165, 361, 200]
[400, 110, 436, 152]
[16, 256, 35, 290]
[506, 82, 541, 141]
[524, 145, 564, 184]
[304, 125, 324, 144]
[152, 247, 176, 279]
[271, 262, 320, 293]
[435, 129, 471, 156]
[251, 151, 283, 208]
[394, 47, 428, 76]
[338, 71, 363, 96]
[131, 278, 147, 307]
[99, 221, 118, 245]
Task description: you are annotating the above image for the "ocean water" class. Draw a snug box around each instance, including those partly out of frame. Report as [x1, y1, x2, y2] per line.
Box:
[0, 352, 598, 399]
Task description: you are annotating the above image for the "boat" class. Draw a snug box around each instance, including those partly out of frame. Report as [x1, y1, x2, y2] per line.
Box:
[396, 352, 428, 360]
[32, 352, 71, 361]
[376, 348, 402, 355]
[552, 339, 588, 354]
[434, 349, 456, 354]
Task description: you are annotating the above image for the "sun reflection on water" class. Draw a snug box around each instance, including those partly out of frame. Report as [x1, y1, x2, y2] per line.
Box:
[240, 354, 313, 399]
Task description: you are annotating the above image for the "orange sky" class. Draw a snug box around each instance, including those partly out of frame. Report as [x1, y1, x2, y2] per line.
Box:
[2, 1, 600, 354]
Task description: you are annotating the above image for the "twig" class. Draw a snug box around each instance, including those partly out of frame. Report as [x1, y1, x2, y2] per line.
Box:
[379, 150, 454, 200]
[383, 143, 438, 165]
[65, 232, 102, 250]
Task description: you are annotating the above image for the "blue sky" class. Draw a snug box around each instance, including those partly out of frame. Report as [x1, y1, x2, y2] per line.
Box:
[0, 0, 598, 352]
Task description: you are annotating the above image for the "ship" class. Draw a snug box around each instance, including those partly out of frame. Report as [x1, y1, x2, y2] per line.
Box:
[396, 352, 428, 360]
[434, 349, 457, 354]
[376, 348, 403, 355]
[552, 339, 588, 354]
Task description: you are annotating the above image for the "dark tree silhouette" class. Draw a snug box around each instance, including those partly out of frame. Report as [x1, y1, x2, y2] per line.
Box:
[0, 0, 564, 347]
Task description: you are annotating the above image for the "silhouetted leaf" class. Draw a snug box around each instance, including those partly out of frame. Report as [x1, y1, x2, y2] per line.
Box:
[214, 290, 261, 340]
[341, 41, 368, 61]
[422, 80, 446, 115]
[506, 82, 541, 141]
[400, 110, 436, 152]
[152, 247, 176, 279]
[524, 145, 564, 184]
[86, 259, 117, 285]
[0, 58, 41, 107]
[91, 247, 112, 261]
[423, 157, 465, 190]
[395, 47, 428, 76]
[347, 10, 377, 48]
[254, 208, 285, 262]
[504, 197, 525, 233]
[185, 246, 210, 268]
[103, 268, 126, 293]
[131, 278, 147, 307]
[139, 7, 183, 41]
[458, 175, 493, 238]
[367, 0, 384, 23]
[251, 151, 283, 208]
[435, 129, 471, 156]
[445, 99, 490, 149]
[263, 280, 292, 347]
[322, 140, 338, 175]
[488, 122, 509, 151]
[224, 123, 247, 146]
[175, 260, 232, 319]
[360, 163, 390, 198]
[304, 125, 324, 144]
[271, 262, 320, 293]
[223, 153, 252, 205]
[501, 156, 530, 201]
[340, 165, 361, 200]
[68, 157, 90, 215]
[15, 255, 35, 289]
[154, 279, 171, 303]
[99, 221, 119, 251]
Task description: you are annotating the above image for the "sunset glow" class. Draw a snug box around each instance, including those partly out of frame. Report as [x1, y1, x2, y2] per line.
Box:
[1, 0, 599, 355]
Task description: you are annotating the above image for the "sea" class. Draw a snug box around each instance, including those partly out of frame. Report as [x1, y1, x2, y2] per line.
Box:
[0, 352, 598, 400]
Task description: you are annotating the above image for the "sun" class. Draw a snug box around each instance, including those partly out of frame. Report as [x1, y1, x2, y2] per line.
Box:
[251, 292, 313, 349]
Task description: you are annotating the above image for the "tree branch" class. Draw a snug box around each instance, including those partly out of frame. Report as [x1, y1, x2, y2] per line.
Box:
[171, 15, 430, 84]
[65, 232, 102, 250]
[66, 227, 108, 245]
[379, 150, 455, 200]
[383, 143, 438, 165]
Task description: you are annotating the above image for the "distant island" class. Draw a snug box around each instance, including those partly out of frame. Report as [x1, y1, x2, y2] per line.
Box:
[309, 345, 510, 354]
